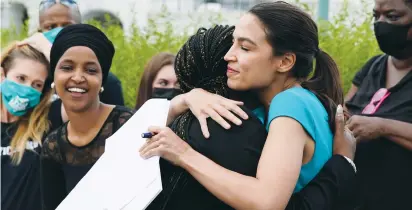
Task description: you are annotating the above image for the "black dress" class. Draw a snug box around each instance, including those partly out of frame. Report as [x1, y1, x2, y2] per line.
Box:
[40, 106, 134, 210]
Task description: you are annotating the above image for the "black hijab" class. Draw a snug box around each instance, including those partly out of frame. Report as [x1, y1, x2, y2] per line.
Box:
[49, 24, 115, 85]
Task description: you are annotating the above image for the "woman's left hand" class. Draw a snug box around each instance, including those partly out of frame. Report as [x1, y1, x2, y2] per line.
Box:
[139, 126, 192, 166]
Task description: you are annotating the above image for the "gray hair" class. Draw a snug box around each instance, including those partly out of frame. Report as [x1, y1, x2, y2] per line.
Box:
[39, 3, 82, 24]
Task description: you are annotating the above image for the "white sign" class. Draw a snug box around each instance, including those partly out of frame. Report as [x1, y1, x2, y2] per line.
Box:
[56, 99, 170, 210]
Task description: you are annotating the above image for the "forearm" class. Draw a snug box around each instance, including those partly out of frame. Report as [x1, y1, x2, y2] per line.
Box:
[180, 148, 282, 210]
[167, 94, 189, 125]
[379, 118, 412, 150]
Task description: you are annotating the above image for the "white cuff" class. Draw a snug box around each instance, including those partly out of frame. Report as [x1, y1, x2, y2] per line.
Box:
[343, 156, 357, 173]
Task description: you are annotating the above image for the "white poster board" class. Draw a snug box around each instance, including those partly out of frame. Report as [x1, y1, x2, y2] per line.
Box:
[56, 99, 170, 210]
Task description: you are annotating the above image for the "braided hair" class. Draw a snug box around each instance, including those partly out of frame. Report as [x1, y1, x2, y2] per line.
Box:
[171, 25, 235, 140]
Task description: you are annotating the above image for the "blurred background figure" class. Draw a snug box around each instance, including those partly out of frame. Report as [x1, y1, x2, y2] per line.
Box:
[135, 52, 181, 110]
[0, 2, 28, 36]
[38, 0, 81, 32]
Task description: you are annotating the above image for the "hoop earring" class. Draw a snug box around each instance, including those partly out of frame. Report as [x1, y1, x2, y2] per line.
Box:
[100, 87, 104, 93]
[51, 82, 55, 89]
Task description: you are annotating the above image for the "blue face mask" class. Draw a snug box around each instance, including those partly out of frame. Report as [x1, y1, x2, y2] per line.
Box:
[0, 79, 42, 116]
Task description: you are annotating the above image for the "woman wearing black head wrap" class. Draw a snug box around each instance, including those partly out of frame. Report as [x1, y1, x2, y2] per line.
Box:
[143, 25, 356, 210]
[40, 24, 134, 210]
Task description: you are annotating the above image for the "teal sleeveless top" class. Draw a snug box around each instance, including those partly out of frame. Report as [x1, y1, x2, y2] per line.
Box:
[252, 87, 332, 192]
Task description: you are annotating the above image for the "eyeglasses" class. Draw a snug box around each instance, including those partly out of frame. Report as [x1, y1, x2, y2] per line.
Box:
[39, 0, 79, 12]
[362, 88, 390, 114]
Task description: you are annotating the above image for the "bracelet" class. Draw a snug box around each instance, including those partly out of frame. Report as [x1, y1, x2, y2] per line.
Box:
[343, 156, 357, 173]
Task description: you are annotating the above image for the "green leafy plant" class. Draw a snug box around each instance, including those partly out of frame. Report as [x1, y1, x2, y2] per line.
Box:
[1, 1, 381, 108]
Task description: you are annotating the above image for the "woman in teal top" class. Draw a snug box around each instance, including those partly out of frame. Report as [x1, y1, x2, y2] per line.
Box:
[254, 87, 333, 192]
[140, 2, 343, 209]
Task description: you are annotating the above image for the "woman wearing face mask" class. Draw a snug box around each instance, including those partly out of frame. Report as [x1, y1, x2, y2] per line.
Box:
[140, 2, 349, 209]
[40, 24, 134, 210]
[135, 52, 181, 110]
[1, 44, 53, 210]
[344, 0, 412, 209]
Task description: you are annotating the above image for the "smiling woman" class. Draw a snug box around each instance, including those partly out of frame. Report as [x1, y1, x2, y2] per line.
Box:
[54, 46, 103, 112]
[39, 24, 134, 210]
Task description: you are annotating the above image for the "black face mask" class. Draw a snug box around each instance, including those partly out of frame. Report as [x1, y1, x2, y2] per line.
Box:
[152, 88, 183, 100]
[374, 21, 412, 60]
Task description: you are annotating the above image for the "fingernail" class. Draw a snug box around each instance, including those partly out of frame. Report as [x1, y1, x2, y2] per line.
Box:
[337, 105, 343, 114]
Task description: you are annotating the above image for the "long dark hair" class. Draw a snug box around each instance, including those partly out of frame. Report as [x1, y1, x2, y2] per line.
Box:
[249, 1, 344, 133]
[135, 52, 175, 110]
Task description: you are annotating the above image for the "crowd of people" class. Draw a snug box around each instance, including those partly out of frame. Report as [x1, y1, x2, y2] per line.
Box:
[1, 0, 412, 210]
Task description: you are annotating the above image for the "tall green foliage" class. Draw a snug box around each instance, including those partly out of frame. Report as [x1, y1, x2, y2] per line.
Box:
[1, 1, 381, 108]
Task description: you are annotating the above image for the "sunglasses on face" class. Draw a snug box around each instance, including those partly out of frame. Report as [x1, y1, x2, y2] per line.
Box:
[361, 88, 390, 114]
[39, 0, 78, 12]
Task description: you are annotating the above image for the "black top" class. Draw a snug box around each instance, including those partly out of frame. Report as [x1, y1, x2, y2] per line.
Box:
[148, 106, 356, 210]
[40, 106, 134, 210]
[1, 122, 42, 210]
[346, 54, 412, 210]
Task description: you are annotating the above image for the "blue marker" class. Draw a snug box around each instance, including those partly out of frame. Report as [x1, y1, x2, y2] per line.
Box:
[141, 132, 154, 138]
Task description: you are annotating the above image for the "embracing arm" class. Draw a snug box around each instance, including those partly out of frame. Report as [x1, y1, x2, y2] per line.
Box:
[142, 103, 356, 209]
[167, 94, 189, 125]
[167, 89, 247, 135]
[179, 117, 306, 210]
[380, 118, 412, 150]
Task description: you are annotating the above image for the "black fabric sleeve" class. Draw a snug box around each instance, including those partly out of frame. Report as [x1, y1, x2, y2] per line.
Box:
[286, 155, 356, 210]
[352, 55, 382, 87]
[100, 72, 125, 106]
[40, 156, 67, 210]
